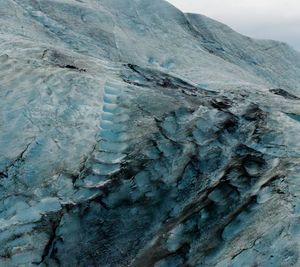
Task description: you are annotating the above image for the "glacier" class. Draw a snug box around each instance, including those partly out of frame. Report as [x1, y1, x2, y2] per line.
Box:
[0, 0, 300, 266]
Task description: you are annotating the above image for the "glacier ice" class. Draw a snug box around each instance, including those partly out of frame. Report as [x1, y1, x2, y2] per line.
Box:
[0, 0, 300, 266]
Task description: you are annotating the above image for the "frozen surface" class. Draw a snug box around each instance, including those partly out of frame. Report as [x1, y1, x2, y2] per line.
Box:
[0, 0, 300, 266]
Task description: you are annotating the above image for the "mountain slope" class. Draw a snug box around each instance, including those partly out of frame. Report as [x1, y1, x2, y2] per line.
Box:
[0, 0, 300, 266]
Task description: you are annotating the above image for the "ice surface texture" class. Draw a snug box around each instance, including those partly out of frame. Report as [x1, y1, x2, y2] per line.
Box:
[0, 0, 300, 266]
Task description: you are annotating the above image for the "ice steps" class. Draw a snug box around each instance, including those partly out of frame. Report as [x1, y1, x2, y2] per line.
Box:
[94, 151, 126, 164]
[82, 80, 130, 188]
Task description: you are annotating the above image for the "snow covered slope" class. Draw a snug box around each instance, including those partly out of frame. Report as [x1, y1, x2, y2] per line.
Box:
[0, 0, 300, 266]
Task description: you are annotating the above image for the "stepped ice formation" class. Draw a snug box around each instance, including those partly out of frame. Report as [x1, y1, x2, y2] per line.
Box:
[0, 0, 300, 266]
